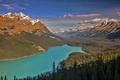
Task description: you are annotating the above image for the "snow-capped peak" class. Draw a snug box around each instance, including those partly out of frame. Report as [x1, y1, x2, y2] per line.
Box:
[13, 12, 31, 20]
[2, 12, 40, 25]
[17, 12, 26, 17]
[3, 12, 12, 17]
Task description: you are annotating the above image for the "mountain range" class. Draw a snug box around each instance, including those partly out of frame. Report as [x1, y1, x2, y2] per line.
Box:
[0, 12, 64, 60]
[56, 21, 120, 40]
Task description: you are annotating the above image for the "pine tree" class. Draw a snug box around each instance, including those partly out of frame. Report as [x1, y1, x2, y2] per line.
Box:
[114, 64, 119, 80]
[74, 61, 77, 72]
[4, 75, 7, 80]
[33, 76, 35, 80]
[97, 66, 106, 80]
[1, 76, 3, 80]
[92, 74, 95, 80]
[106, 64, 112, 80]
[40, 73, 43, 78]
[52, 61, 55, 80]
[82, 66, 87, 80]
[56, 65, 60, 80]
[97, 52, 102, 65]
[14, 75, 16, 80]
[73, 61, 80, 80]
[61, 59, 67, 80]
[96, 52, 106, 80]
[37, 74, 40, 80]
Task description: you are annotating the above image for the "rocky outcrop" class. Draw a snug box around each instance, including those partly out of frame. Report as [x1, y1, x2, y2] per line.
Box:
[31, 45, 45, 51]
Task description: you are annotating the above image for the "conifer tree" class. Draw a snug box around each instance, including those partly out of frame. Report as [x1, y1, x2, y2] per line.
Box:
[74, 61, 77, 72]
[4, 75, 7, 80]
[37, 74, 40, 80]
[82, 66, 87, 80]
[56, 65, 60, 80]
[92, 74, 96, 80]
[73, 61, 80, 80]
[40, 73, 43, 78]
[52, 61, 55, 80]
[14, 75, 16, 80]
[114, 64, 119, 80]
[1, 76, 3, 80]
[97, 52, 102, 65]
[106, 64, 112, 80]
[33, 76, 35, 80]
[61, 59, 67, 80]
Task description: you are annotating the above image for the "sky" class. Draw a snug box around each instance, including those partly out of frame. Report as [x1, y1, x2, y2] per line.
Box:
[0, 0, 120, 32]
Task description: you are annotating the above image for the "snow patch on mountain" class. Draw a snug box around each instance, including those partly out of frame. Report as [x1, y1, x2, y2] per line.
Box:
[30, 19, 40, 25]
[50, 36, 60, 41]
[20, 16, 31, 20]
[2, 12, 40, 25]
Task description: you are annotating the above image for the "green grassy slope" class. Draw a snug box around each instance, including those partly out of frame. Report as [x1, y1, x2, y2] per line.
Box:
[67, 40, 120, 53]
[0, 32, 65, 60]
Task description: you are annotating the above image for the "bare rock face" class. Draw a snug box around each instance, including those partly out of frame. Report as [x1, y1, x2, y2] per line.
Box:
[0, 12, 51, 36]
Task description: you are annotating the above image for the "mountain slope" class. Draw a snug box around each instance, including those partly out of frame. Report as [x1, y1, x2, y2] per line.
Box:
[56, 21, 120, 40]
[0, 12, 65, 60]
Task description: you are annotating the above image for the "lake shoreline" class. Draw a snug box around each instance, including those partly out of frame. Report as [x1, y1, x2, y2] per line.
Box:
[0, 44, 66, 61]
[0, 44, 87, 62]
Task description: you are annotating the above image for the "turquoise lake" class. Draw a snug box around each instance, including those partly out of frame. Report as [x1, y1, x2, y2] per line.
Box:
[0, 44, 85, 79]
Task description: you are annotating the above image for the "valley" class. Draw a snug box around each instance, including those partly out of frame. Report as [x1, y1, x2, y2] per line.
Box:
[1, 0, 120, 80]
[0, 12, 120, 80]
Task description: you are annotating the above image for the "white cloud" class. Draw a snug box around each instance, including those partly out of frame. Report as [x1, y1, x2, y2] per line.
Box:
[77, 18, 109, 25]
[2, 4, 14, 10]
[14, 6, 26, 10]
[63, 14, 101, 19]
[1, 3, 26, 10]
[77, 18, 119, 25]
[117, 12, 120, 16]
[109, 19, 118, 22]
[63, 14, 73, 19]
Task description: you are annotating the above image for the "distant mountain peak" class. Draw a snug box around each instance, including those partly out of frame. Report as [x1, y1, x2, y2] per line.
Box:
[56, 21, 120, 39]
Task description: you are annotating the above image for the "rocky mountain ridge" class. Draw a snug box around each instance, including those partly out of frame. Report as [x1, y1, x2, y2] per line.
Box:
[0, 12, 51, 36]
[56, 21, 120, 39]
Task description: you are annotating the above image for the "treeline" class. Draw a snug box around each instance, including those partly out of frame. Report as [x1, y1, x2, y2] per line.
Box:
[65, 49, 120, 68]
[1, 51, 120, 80]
